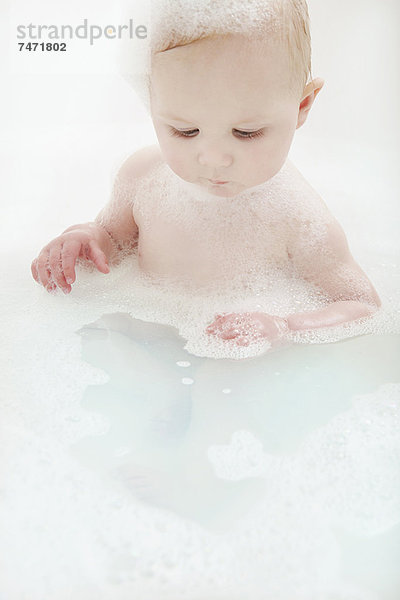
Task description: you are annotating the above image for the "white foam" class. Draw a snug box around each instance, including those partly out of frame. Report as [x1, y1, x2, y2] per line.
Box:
[2, 228, 400, 599]
[75, 157, 400, 361]
[208, 384, 400, 536]
[150, 0, 281, 52]
[121, 0, 285, 111]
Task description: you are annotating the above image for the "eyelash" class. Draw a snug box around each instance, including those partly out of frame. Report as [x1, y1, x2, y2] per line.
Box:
[168, 127, 265, 140]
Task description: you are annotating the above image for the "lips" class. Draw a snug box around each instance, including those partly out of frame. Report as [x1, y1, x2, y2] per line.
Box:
[209, 179, 229, 185]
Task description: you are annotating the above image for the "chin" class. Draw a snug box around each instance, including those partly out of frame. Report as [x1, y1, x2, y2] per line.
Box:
[203, 181, 247, 198]
[207, 186, 239, 198]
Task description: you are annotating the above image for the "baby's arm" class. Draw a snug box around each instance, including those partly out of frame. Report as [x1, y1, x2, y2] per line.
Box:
[31, 145, 161, 293]
[285, 215, 381, 331]
[206, 218, 380, 347]
[207, 198, 381, 347]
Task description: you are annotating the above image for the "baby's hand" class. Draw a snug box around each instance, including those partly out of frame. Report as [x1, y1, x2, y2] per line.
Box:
[31, 224, 110, 294]
[206, 312, 288, 347]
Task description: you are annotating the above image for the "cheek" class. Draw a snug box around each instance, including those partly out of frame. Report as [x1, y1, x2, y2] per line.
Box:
[253, 127, 296, 168]
[155, 130, 182, 167]
[166, 146, 190, 174]
[156, 137, 193, 179]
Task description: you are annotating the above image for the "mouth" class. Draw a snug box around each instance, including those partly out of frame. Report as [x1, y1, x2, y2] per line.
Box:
[208, 179, 229, 185]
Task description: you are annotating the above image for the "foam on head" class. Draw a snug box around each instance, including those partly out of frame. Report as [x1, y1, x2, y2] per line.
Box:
[120, 0, 312, 110]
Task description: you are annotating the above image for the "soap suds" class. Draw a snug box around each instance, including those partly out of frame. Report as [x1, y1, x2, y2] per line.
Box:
[63, 158, 400, 360]
[121, 0, 293, 111]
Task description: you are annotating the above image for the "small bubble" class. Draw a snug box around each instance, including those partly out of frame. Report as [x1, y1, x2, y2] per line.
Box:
[181, 378, 194, 385]
[222, 388, 232, 394]
[176, 361, 191, 367]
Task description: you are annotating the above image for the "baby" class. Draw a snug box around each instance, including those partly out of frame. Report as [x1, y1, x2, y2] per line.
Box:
[31, 0, 381, 349]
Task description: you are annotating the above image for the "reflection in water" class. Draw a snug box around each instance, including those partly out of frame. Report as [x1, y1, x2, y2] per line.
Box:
[72, 313, 400, 595]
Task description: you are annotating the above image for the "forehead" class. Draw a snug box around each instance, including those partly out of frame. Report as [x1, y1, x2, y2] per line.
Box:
[150, 34, 295, 116]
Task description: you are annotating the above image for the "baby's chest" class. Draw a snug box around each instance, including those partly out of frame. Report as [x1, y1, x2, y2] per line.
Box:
[135, 204, 289, 284]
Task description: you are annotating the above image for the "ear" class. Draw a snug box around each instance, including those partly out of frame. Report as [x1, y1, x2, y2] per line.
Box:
[296, 78, 325, 129]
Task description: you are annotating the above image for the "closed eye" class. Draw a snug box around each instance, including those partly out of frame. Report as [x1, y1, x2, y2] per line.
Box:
[168, 127, 265, 140]
[233, 128, 264, 140]
[168, 127, 199, 138]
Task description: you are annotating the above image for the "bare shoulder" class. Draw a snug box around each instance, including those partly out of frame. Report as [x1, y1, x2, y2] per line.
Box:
[283, 161, 381, 306]
[116, 145, 164, 183]
[285, 160, 356, 268]
[284, 158, 331, 214]
[97, 146, 164, 236]
[283, 159, 340, 250]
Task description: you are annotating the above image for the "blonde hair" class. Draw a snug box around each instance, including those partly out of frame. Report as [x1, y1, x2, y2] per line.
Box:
[151, 0, 312, 94]
[280, 0, 312, 92]
[121, 0, 312, 107]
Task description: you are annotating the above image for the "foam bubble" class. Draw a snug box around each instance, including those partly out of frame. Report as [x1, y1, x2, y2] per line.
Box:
[2, 246, 400, 599]
[150, 0, 281, 52]
[3, 99, 400, 600]
[181, 377, 194, 385]
[121, 0, 285, 111]
[82, 157, 400, 361]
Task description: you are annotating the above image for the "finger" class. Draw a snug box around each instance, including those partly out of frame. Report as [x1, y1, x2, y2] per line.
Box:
[61, 239, 82, 285]
[218, 313, 233, 320]
[46, 280, 57, 294]
[49, 243, 70, 291]
[88, 240, 110, 274]
[206, 317, 231, 333]
[31, 258, 39, 283]
[219, 328, 240, 340]
[219, 313, 240, 326]
[37, 251, 52, 288]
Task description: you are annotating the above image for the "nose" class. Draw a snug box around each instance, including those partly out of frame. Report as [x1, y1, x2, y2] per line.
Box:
[197, 145, 233, 169]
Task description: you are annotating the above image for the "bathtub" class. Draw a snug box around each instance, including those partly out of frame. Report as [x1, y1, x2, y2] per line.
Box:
[1, 0, 400, 598]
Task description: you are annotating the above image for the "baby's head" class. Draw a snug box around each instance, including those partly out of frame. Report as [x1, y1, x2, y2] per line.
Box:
[143, 0, 323, 197]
